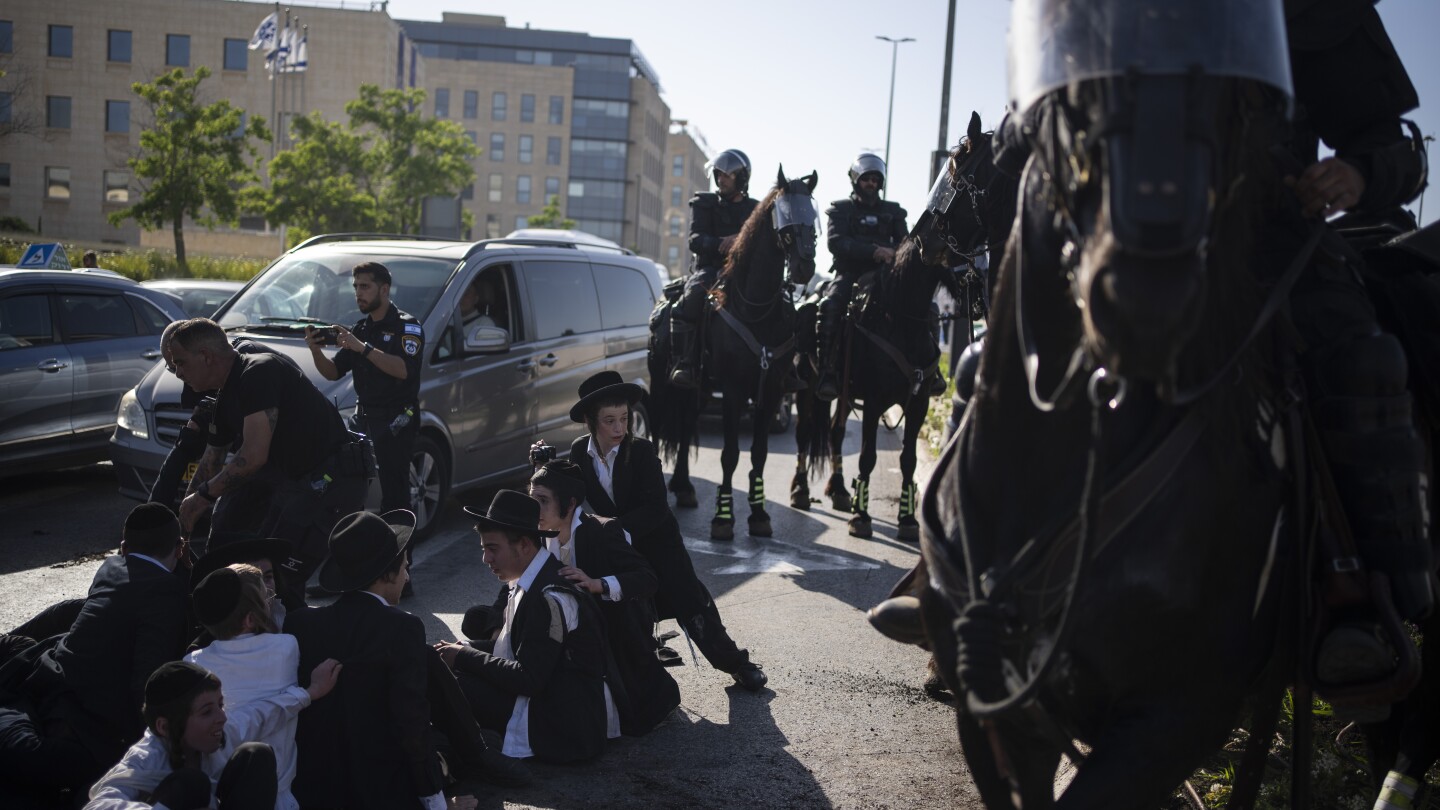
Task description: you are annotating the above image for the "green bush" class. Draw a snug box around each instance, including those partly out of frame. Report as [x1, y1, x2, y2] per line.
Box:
[0, 216, 35, 234]
[0, 239, 269, 281]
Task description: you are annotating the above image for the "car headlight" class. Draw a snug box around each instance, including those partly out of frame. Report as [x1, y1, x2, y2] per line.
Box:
[116, 388, 149, 440]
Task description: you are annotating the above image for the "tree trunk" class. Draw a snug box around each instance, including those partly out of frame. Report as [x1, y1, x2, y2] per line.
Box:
[172, 217, 189, 277]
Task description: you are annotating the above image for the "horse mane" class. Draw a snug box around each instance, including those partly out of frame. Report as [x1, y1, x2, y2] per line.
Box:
[719, 184, 782, 283]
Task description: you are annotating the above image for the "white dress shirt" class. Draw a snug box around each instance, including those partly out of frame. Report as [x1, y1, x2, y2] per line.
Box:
[585, 439, 633, 545]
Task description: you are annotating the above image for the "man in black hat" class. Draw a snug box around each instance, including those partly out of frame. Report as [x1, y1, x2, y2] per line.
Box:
[0, 503, 191, 801]
[565, 371, 769, 692]
[286, 510, 526, 810]
[436, 490, 614, 762]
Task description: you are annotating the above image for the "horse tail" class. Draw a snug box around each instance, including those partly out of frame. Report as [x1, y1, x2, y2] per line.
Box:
[793, 298, 832, 477]
[646, 301, 700, 463]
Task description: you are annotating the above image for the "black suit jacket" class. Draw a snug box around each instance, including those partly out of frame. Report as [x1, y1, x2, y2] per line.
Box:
[455, 554, 608, 762]
[570, 434, 712, 620]
[568, 515, 680, 735]
[287, 591, 444, 809]
[27, 555, 187, 749]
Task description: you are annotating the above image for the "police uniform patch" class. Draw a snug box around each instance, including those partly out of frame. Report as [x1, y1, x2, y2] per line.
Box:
[402, 335, 421, 356]
[404, 323, 423, 336]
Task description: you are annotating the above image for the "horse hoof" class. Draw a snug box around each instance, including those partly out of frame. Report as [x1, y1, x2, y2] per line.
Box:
[897, 518, 919, 542]
[849, 515, 873, 538]
[790, 487, 810, 510]
[711, 521, 734, 541]
[749, 518, 773, 537]
[831, 491, 853, 512]
[674, 488, 699, 509]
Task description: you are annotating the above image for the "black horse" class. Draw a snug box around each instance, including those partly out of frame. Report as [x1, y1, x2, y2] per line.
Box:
[912, 4, 1439, 807]
[650, 168, 818, 539]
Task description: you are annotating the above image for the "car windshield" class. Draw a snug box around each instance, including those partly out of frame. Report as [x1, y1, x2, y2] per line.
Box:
[215, 251, 457, 330]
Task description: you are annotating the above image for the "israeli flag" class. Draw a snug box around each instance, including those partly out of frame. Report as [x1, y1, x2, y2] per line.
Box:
[289, 31, 308, 73]
[249, 12, 278, 52]
[268, 24, 292, 76]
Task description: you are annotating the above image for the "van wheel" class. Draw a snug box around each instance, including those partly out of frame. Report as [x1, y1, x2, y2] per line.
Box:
[631, 402, 652, 440]
[410, 435, 450, 540]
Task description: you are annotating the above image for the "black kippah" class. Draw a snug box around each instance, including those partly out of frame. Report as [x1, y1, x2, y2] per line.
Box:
[532, 459, 584, 487]
[145, 661, 212, 707]
[192, 567, 242, 628]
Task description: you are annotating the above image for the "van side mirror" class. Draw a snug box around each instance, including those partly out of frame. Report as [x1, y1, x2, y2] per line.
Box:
[465, 324, 510, 353]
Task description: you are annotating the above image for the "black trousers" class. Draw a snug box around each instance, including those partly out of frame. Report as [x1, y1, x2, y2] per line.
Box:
[639, 533, 751, 674]
[151, 741, 277, 810]
[256, 469, 368, 607]
[357, 411, 418, 513]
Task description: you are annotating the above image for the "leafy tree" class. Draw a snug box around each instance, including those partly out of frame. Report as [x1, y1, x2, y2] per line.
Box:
[108, 67, 270, 275]
[249, 85, 477, 238]
[527, 196, 576, 230]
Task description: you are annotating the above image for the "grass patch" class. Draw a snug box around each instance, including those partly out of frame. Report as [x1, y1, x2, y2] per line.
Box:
[0, 238, 270, 281]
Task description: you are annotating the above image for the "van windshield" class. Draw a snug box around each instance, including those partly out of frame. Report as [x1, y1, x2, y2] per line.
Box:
[215, 252, 457, 330]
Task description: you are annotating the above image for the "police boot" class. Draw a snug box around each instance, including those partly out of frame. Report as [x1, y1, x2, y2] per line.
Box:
[927, 303, 947, 397]
[669, 319, 700, 390]
[815, 298, 844, 402]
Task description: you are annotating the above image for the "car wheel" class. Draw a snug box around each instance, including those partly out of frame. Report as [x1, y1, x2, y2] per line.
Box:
[769, 395, 794, 434]
[631, 401, 652, 440]
[410, 434, 450, 540]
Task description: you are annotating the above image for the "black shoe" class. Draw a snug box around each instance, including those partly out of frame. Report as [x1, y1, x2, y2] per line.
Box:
[1315, 621, 1397, 687]
[733, 663, 768, 692]
[782, 371, 808, 393]
[657, 646, 684, 667]
[929, 373, 948, 397]
[816, 374, 839, 402]
[670, 363, 698, 390]
[867, 596, 926, 645]
[465, 747, 532, 788]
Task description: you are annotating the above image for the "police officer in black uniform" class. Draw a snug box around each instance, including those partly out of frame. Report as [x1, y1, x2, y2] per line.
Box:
[668, 149, 758, 390]
[815, 153, 911, 401]
[1279, 0, 1431, 685]
[169, 318, 370, 608]
[306, 261, 425, 514]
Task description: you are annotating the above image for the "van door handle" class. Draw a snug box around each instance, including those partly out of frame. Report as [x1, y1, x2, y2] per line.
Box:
[37, 359, 69, 372]
[537, 354, 557, 367]
[142, 349, 162, 360]
[515, 359, 537, 373]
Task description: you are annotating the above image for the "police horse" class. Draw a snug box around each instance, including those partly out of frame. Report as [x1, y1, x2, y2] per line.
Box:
[914, 4, 1439, 808]
[649, 168, 819, 539]
[790, 114, 989, 542]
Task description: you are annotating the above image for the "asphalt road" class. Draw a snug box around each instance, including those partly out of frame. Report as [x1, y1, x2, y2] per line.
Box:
[0, 415, 982, 809]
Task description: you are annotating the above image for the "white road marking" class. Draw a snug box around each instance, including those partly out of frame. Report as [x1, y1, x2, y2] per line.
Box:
[686, 535, 881, 574]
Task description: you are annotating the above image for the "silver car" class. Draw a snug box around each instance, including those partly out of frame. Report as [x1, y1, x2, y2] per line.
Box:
[111, 233, 662, 538]
[0, 270, 187, 476]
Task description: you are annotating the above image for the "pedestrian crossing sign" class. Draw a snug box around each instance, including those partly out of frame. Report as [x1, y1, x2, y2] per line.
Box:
[17, 243, 72, 271]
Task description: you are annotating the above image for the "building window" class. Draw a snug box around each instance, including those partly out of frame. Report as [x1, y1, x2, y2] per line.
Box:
[672, 156, 684, 177]
[517, 175, 531, 205]
[46, 167, 70, 199]
[461, 183, 474, 201]
[488, 173, 503, 203]
[671, 185, 683, 207]
[108, 30, 132, 63]
[515, 215, 528, 232]
[49, 25, 73, 58]
[546, 137, 561, 166]
[105, 100, 130, 133]
[463, 90, 478, 119]
[518, 135, 533, 165]
[0, 21, 12, 54]
[104, 170, 130, 203]
[223, 38, 247, 71]
[465, 130, 477, 147]
[0, 163, 10, 190]
[167, 34, 190, 67]
[0, 92, 10, 124]
[47, 96, 72, 129]
[434, 88, 450, 118]
[548, 95, 563, 125]
[485, 214, 500, 239]
[668, 215, 682, 237]
[668, 245, 680, 268]
[545, 176, 560, 198]
[520, 94, 535, 123]
[490, 133, 505, 162]
[491, 92, 506, 121]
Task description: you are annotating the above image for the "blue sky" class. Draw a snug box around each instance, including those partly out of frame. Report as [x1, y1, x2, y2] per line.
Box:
[387, 0, 1439, 229]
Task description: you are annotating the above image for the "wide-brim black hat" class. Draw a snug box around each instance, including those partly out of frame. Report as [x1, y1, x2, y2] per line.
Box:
[317, 510, 416, 593]
[463, 489, 559, 537]
[569, 370, 644, 424]
[190, 537, 293, 591]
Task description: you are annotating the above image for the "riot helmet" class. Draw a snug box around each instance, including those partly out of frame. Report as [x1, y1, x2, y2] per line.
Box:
[1007, 0, 1293, 115]
[848, 153, 888, 190]
[707, 149, 752, 195]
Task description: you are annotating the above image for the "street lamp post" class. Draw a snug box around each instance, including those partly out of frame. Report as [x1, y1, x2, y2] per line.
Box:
[876, 35, 915, 199]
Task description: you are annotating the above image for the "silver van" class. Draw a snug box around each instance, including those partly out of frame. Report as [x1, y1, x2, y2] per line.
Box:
[110, 233, 662, 537]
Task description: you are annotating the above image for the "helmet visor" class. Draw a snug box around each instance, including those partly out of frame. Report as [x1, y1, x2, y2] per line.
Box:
[707, 151, 750, 176]
[1007, 0, 1293, 115]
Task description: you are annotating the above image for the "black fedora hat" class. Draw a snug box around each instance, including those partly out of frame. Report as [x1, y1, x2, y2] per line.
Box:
[317, 510, 416, 593]
[190, 537, 293, 591]
[569, 370, 644, 424]
[463, 490, 559, 537]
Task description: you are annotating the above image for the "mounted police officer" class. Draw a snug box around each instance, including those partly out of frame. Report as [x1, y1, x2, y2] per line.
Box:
[306, 261, 425, 514]
[815, 153, 911, 401]
[669, 149, 757, 390]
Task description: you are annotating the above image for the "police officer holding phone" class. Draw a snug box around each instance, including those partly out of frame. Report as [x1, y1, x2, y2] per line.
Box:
[307, 261, 425, 514]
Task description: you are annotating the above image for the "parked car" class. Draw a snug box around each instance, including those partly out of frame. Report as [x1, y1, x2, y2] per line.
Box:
[141, 278, 245, 318]
[111, 232, 663, 538]
[0, 270, 187, 476]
